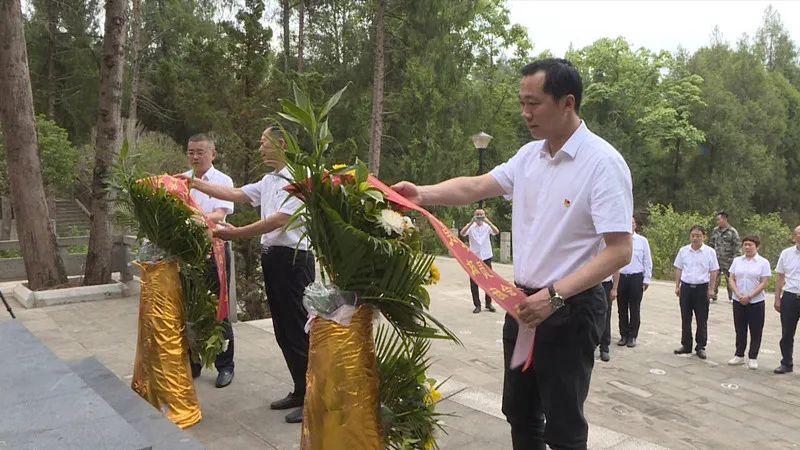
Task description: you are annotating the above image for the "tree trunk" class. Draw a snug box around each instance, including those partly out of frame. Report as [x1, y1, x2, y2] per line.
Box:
[0, 197, 12, 240]
[46, 0, 59, 118]
[297, 0, 305, 72]
[282, 0, 291, 72]
[368, 0, 386, 176]
[126, 0, 141, 152]
[84, 0, 127, 286]
[0, 0, 68, 289]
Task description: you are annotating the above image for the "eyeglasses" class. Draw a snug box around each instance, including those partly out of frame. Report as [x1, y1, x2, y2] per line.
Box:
[187, 150, 207, 157]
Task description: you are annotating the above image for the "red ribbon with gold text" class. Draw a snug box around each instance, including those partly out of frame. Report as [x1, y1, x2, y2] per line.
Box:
[145, 175, 229, 322]
[367, 176, 535, 371]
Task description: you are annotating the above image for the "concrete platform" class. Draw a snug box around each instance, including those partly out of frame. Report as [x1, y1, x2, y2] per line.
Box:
[3, 256, 800, 449]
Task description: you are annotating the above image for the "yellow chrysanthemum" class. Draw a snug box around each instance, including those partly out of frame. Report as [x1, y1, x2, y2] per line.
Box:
[424, 387, 442, 405]
[424, 439, 434, 450]
[332, 163, 347, 170]
[426, 263, 440, 285]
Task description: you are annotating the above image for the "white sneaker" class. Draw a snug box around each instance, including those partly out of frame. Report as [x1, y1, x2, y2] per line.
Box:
[748, 359, 758, 370]
[728, 356, 745, 365]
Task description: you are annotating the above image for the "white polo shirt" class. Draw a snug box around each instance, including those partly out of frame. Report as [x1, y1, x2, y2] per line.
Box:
[489, 121, 633, 288]
[621, 233, 653, 284]
[673, 244, 719, 284]
[729, 254, 771, 303]
[466, 223, 494, 261]
[776, 246, 800, 295]
[240, 167, 309, 251]
[183, 166, 234, 216]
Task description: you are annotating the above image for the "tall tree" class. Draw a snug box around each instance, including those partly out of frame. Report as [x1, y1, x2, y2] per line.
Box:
[298, 0, 306, 72]
[125, 0, 142, 151]
[282, 0, 291, 72]
[45, 0, 59, 118]
[0, 0, 68, 289]
[367, 0, 385, 175]
[84, 0, 128, 285]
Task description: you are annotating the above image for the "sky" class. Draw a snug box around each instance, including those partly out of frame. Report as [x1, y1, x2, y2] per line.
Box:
[507, 1, 800, 56]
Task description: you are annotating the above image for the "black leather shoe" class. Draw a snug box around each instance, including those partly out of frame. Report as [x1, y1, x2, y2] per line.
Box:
[191, 363, 202, 379]
[627, 338, 637, 348]
[485, 304, 496, 312]
[215, 369, 234, 388]
[616, 338, 627, 346]
[774, 365, 794, 374]
[285, 407, 303, 423]
[674, 347, 692, 354]
[472, 306, 481, 314]
[271, 393, 304, 410]
[696, 349, 707, 360]
[600, 351, 610, 362]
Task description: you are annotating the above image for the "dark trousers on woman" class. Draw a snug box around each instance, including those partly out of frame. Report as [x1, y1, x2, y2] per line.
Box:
[679, 283, 709, 351]
[732, 301, 765, 359]
[779, 292, 800, 368]
[502, 284, 606, 449]
[599, 281, 613, 352]
[618, 273, 644, 341]
[470, 257, 494, 307]
[261, 246, 315, 397]
[191, 243, 234, 374]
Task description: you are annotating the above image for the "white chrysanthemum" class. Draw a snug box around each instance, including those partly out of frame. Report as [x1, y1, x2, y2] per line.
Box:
[379, 209, 405, 236]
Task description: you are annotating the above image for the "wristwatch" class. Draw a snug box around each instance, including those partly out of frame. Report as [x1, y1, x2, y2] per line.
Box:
[547, 285, 565, 311]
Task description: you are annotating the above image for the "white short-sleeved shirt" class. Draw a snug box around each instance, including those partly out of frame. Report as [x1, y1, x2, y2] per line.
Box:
[729, 254, 772, 303]
[776, 246, 800, 295]
[240, 167, 309, 250]
[621, 233, 654, 284]
[183, 166, 234, 216]
[673, 244, 719, 284]
[466, 223, 494, 261]
[489, 121, 633, 288]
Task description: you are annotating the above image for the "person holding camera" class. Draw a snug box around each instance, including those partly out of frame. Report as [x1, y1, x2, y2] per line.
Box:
[460, 209, 499, 313]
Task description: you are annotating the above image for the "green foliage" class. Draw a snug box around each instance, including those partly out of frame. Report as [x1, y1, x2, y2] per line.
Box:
[642, 204, 709, 280]
[0, 115, 79, 195]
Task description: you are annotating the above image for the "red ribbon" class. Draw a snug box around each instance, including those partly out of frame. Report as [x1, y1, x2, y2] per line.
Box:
[366, 176, 535, 371]
[144, 175, 229, 322]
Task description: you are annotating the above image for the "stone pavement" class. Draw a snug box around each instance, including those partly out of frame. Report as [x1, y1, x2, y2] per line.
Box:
[3, 256, 800, 449]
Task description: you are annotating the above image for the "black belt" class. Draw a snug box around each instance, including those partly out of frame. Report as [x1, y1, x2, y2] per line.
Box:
[681, 282, 708, 289]
[262, 245, 311, 256]
[515, 283, 542, 296]
[620, 272, 643, 278]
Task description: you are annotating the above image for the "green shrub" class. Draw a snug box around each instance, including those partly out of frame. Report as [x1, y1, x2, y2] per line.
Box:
[741, 213, 791, 268]
[642, 204, 709, 280]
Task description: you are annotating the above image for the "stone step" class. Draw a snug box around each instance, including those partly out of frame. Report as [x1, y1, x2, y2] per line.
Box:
[0, 320, 151, 450]
[69, 357, 204, 450]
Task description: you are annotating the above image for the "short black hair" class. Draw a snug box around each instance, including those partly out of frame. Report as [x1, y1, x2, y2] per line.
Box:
[690, 225, 706, 235]
[742, 234, 761, 247]
[717, 211, 729, 219]
[521, 58, 583, 113]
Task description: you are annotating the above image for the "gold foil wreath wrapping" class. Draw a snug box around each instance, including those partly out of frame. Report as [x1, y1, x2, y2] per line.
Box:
[131, 260, 202, 429]
[301, 304, 383, 450]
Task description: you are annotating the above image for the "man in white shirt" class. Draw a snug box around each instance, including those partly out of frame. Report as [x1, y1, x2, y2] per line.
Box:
[673, 225, 719, 360]
[612, 216, 653, 350]
[393, 58, 633, 449]
[774, 225, 800, 374]
[460, 209, 499, 313]
[179, 127, 314, 424]
[182, 134, 236, 388]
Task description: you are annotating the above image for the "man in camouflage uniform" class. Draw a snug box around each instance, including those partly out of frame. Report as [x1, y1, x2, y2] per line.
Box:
[708, 211, 741, 303]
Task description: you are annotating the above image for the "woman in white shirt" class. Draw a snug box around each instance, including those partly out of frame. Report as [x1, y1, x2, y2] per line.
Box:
[727, 235, 772, 369]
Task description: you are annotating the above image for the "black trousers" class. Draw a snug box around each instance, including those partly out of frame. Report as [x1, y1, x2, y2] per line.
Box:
[502, 284, 606, 450]
[779, 292, 800, 368]
[618, 273, 644, 340]
[679, 283, 709, 351]
[470, 257, 493, 307]
[732, 300, 765, 359]
[261, 246, 315, 397]
[599, 281, 613, 352]
[713, 267, 732, 301]
[192, 244, 234, 372]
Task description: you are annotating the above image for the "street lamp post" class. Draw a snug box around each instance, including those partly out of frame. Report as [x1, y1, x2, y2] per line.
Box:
[471, 132, 493, 207]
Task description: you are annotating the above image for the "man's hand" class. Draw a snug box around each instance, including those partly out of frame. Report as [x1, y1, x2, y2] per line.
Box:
[609, 287, 618, 301]
[675, 286, 681, 297]
[213, 222, 239, 241]
[174, 173, 193, 185]
[391, 181, 422, 205]
[774, 295, 782, 313]
[707, 287, 714, 301]
[517, 290, 555, 329]
[739, 294, 751, 305]
[643, 283, 649, 292]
